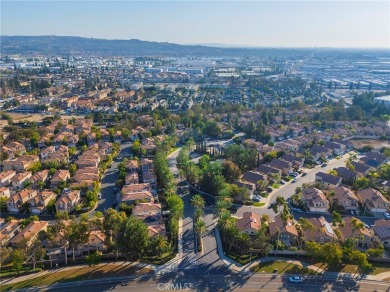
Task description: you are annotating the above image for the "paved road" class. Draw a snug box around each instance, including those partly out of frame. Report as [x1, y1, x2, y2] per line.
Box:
[96, 144, 132, 213]
[38, 274, 390, 292]
[233, 154, 352, 220]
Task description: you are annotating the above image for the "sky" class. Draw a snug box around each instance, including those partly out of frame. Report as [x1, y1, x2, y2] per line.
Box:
[1, 1, 389, 48]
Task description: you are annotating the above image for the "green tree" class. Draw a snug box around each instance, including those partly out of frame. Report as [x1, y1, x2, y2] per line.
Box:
[332, 211, 344, 227]
[69, 163, 77, 176]
[69, 219, 90, 262]
[103, 208, 127, 259]
[28, 239, 46, 270]
[118, 216, 149, 260]
[11, 249, 25, 274]
[68, 147, 77, 156]
[166, 195, 184, 219]
[222, 160, 241, 182]
[86, 251, 102, 273]
[353, 177, 371, 190]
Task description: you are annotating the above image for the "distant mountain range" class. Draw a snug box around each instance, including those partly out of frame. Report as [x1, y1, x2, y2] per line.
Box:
[0, 35, 316, 57]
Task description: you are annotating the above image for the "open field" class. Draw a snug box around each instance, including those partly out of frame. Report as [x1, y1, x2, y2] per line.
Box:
[350, 139, 390, 151]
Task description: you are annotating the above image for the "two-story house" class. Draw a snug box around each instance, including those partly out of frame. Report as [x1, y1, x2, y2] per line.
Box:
[9, 221, 48, 248]
[315, 172, 342, 189]
[132, 202, 162, 221]
[7, 189, 37, 213]
[330, 186, 359, 211]
[372, 219, 390, 250]
[302, 188, 330, 213]
[10, 171, 32, 190]
[0, 170, 16, 187]
[28, 190, 56, 214]
[50, 170, 70, 189]
[357, 188, 390, 214]
[268, 215, 299, 247]
[235, 212, 261, 236]
[0, 220, 21, 246]
[125, 160, 139, 173]
[302, 216, 338, 244]
[55, 190, 81, 213]
[338, 217, 373, 248]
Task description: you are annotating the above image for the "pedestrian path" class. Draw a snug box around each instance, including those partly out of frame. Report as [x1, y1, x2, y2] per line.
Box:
[0, 261, 157, 286]
[215, 227, 390, 281]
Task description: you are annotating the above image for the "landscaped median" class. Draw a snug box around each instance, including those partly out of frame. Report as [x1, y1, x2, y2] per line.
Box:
[1, 263, 153, 291]
[250, 260, 320, 275]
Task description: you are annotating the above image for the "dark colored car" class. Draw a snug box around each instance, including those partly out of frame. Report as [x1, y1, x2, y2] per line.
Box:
[301, 172, 307, 176]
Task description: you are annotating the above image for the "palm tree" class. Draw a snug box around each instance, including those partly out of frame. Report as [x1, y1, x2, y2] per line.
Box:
[153, 235, 168, 257]
[297, 218, 316, 250]
[214, 200, 229, 218]
[217, 210, 234, 231]
[190, 194, 205, 210]
[195, 219, 207, 236]
[194, 208, 203, 221]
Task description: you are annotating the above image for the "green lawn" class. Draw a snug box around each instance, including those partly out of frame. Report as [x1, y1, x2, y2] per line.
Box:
[1, 264, 153, 291]
[310, 261, 390, 275]
[1, 268, 42, 279]
[251, 260, 319, 275]
[272, 183, 280, 189]
[141, 251, 176, 265]
[253, 202, 266, 207]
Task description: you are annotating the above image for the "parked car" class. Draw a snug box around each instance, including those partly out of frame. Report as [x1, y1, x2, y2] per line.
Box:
[289, 276, 303, 283]
[292, 178, 298, 183]
[97, 193, 102, 200]
[267, 187, 273, 193]
[301, 172, 307, 177]
[252, 197, 261, 202]
[112, 201, 118, 208]
[321, 163, 328, 167]
[384, 212, 390, 219]
[293, 208, 303, 213]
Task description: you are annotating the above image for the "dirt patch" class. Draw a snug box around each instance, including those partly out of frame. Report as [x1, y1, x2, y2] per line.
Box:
[350, 139, 390, 151]
[3, 112, 84, 123]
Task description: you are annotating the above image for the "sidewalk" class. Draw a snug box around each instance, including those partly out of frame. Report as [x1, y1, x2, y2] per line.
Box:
[214, 227, 390, 281]
[154, 217, 184, 275]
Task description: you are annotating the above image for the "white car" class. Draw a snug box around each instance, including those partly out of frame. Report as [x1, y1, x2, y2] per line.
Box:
[288, 276, 303, 283]
[293, 208, 302, 213]
[97, 193, 102, 200]
[384, 212, 390, 219]
[292, 178, 298, 183]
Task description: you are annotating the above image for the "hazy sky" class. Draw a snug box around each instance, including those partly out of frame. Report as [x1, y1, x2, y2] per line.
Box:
[1, 1, 389, 48]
